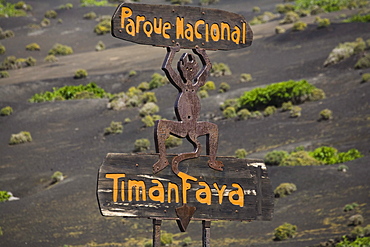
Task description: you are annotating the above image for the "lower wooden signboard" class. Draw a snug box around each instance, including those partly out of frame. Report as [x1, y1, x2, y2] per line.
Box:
[97, 153, 273, 223]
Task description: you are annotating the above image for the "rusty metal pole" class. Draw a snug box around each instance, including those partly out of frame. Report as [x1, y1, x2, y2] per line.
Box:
[202, 220, 211, 247]
[153, 219, 162, 247]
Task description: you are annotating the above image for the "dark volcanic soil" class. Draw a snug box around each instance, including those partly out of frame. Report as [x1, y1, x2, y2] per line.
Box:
[0, 1, 370, 247]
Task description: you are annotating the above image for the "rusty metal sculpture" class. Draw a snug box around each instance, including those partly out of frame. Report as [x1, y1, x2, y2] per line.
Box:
[153, 44, 224, 175]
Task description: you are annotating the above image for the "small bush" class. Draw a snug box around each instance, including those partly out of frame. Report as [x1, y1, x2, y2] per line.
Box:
[315, 17, 331, 28]
[40, 18, 50, 27]
[276, 3, 295, 14]
[274, 183, 297, 198]
[273, 223, 297, 241]
[74, 69, 88, 79]
[141, 115, 155, 127]
[149, 73, 167, 89]
[348, 214, 364, 226]
[94, 19, 111, 35]
[198, 89, 209, 98]
[220, 98, 239, 111]
[280, 11, 300, 24]
[289, 106, 302, 118]
[139, 102, 159, 117]
[44, 54, 58, 63]
[0, 191, 11, 202]
[104, 121, 123, 135]
[263, 106, 277, 116]
[0, 44, 5, 54]
[324, 38, 366, 67]
[239, 73, 252, 83]
[129, 70, 137, 77]
[252, 6, 260, 13]
[309, 88, 325, 101]
[337, 164, 349, 172]
[134, 138, 150, 152]
[281, 101, 293, 112]
[235, 148, 247, 159]
[0, 71, 9, 78]
[222, 106, 237, 119]
[362, 73, 370, 83]
[293, 21, 307, 31]
[319, 108, 333, 120]
[264, 150, 289, 166]
[80, 0, 111, 7]
[59, 3, 73, 9]
[0, 106, 13, 116]
[219, 82, 230, 93]
[343, 203, 359, 212]
[95, 40, 105, 51]
[83, 11, 97, 19]
[165, 135, 183, 148]
[48, 43, 73, 56]
[355, 53, 370, 69]
[51, 171, 64, 184]
[249, 111, 263, 119]
[275, 26, 286, 34]
[210, 62, 232, 77]
[44, 10, 57, 19]
[201, 81, 216, 91]
[237, 109, 251, 120]
[25, 42, 40, 51]
[9, 131, 32, 145]
[250, 11, 277, 25]
[344, 14, 370, 23]
[280, 151, 322, 166]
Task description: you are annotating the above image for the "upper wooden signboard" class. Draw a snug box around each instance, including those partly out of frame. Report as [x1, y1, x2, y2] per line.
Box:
[111, 3, 253, 50]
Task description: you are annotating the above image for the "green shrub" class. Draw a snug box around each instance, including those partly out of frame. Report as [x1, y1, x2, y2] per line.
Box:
[139, 102, 159, 117]
[338, 149, 363, 163]
[324, 38, 366, 67]
[149, 73, 167, 89]
[170, 0, 192, 5]
[252, 6, 261, 13]
[83, 11, 97, 19]
[201, 81, 216, 91]
[238, 79, 316, 111]
[165, 135, 183, 148]
[344, 14, 370, 23]
[274, 183, 297, 198]
[355, 53, 370, 69]
[44, 54, 58, 63]
[0, 2, 28, 17]
[289, 106, 302, 118]
[264, 150, 289, 166]
[276, 3, 295, 14]
[161, 231, 173, 245]
[210, 62, 232, 77]
[219, 82, 230, 93]
[315, 17, 330, 28]
[337, 164, 349, 172]
[51, 171, 64, 184]
[222, 106, 237, 119]
[138, 82, 149, 91]
[141, 92, 157, 104]
[198, 89, 209, 98]
[9, 131, 32, 145]
[348, 214, 364, 226]
[134, 138, 150, 152]
[48, 43, 73, 56]
[94, 19, 111, 35]
[25, 42, 40, 51]
[59, 3, 73, 9]
[0, 71, 9, 78]
[220, 98, 239, 111]
[29, 82, 109, 102]
[275, 26, 286, 34]
[280, 151, 322, 166]
[235, 148, 247, 159]
[44, 10, 57, 19]
[309, 88, 325, 101]
[80, 0, 111, 7]
[280, 11, 300, 24]
[1, 55, 35, 70]
[263, 106, 277, 116]
[343, 203, 359, 212]
[199, 0, 218, 5]
[74, 69, 88, 79]
[141, 115, 155, 127]
[40, 18, 50, 27]
[239, 73, 252, 83]
[294, 0, 360, 13]
[0, 106, 13, 116]
[273, 223, 297, 241]
[281, 101, 293, 112]
[319, 108, 333, 120]
[250, 12, 277, 25]
[237, 109, 251, 120]
[95, 40, 105, 51]
[0, 44, 6, 54]
[336, 236, 370, 247]
[293, 21, 307, 31]
[309, 146, 363, 165]
[129, 70, 137, 77]
[362, 73, 370, 83]
[0, 191, 11, 202]
[249, 111, 263, 119]
[104, 121, 123, 135]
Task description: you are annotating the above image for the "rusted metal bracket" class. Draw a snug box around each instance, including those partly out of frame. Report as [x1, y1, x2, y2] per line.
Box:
[153, 44, 224, 175]
[152, 219, 162, 247]
[202, 220, 211, 247]
[175, 204, 197, 232]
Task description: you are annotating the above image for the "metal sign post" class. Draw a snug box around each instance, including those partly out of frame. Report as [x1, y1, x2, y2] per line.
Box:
[97, 3, 273, 246]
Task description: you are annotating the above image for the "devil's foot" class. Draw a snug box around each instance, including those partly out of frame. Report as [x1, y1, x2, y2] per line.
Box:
[208, 160, 224, 171]
[153, 158, 169, 174]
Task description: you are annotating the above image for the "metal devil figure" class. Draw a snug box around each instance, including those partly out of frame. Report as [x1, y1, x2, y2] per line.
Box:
[97, 3, 273, 246]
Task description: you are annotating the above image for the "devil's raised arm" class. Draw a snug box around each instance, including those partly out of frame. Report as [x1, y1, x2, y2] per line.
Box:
[193, 47, 211, 86]
[162, 45, 182, 89]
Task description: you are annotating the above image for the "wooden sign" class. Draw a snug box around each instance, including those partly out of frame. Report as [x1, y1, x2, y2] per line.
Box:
[97, 154, 273, 222]
[111, 3, 253, 50]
